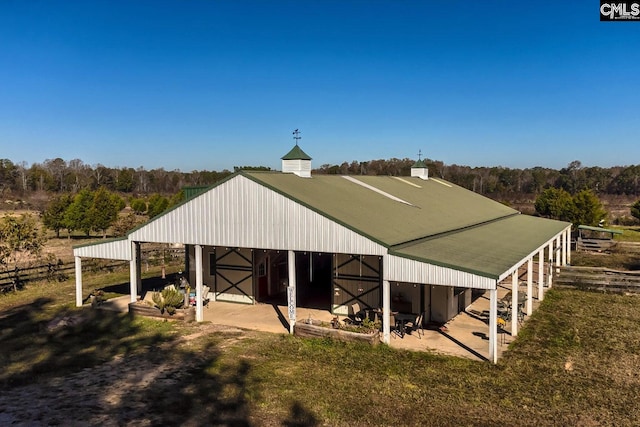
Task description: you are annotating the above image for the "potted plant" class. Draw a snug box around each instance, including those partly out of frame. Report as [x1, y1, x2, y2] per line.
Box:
[129, 287, 195, 321]
[152, 287, 185, 315]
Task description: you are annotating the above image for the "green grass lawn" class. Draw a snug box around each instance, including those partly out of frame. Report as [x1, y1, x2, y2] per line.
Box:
[613, 225, 640, 242]
[1, 269, 640, 426]
[572, 226, 640, 270]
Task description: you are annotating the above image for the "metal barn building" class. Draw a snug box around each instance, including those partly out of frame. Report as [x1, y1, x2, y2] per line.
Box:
[73, 145, 571, 363]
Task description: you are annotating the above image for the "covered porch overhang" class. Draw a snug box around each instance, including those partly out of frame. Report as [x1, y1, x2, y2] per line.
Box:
[73, 237, 135, 307]
[73, 217, 572, 364]
[383, 215, 572, 362]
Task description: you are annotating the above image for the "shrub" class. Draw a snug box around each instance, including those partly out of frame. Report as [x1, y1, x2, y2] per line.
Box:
[130, 198, 147, 215]
[152, 288, 185, 315]
[631, 200, 640, 222]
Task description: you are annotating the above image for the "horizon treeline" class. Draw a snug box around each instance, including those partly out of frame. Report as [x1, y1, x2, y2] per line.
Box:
[1, 157, 640, 200]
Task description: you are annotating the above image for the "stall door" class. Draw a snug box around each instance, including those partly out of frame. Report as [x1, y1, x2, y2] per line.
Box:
[332, 254, 381, 315]
[214, 247, 254, 304]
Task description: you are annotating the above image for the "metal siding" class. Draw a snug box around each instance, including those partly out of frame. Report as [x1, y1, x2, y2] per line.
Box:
[73, 239, 131, 260]
[282, 159, 311, 174]
[129, 175, 386, 256]
[384, 254, 495, 290]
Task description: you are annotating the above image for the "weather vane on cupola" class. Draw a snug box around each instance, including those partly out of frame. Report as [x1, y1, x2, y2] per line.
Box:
[417, 149, 423, 161]
[292, 129, 301, 146]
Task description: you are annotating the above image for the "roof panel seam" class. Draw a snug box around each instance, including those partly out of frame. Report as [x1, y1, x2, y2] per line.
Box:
[391, 212, 522, 250]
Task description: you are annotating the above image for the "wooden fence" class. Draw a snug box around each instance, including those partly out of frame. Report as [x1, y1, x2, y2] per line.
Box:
[555, 265, 640, 295]
[0, 260, 124, 292]
[0, 247, 185, 292]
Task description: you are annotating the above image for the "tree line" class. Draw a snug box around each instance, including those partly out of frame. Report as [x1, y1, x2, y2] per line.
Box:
[2, 156, 640, 229]
[315, 159, 640, 198]
[2, 157, 640, 201]
[0, 158, 233, 200]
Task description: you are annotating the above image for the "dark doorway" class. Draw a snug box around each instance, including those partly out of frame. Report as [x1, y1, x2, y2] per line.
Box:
[296, 252, 332, 310]
[258, 251, 332, 310]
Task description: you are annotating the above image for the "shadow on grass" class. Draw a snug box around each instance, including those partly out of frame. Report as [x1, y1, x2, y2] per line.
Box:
[0, 297, 320, 425]
[282, 401, 319, 427]
[626, 261, 640, 270]
[0, 297, 171, 389]
[115, 343, 256, 426]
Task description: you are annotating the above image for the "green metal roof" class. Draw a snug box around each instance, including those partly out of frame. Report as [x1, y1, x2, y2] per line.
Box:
[391, 214, 569, 279]
[281, 144, 312, 160]
[182, 186, 210, 199]
[245, 172, 519, 246]
[245, 171, 570, 278]
[412, 159, 427, 168]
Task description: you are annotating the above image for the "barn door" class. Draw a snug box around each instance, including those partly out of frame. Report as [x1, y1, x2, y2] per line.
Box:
[332, 254, 381, 315]
[214, 247, 254, 304]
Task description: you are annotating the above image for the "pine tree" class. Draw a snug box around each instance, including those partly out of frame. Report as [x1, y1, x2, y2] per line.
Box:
[632, 200, 640, 222]
[89, 188, 122, 238]
[42, 193, 73, 238]
[63, 189, 94, 237]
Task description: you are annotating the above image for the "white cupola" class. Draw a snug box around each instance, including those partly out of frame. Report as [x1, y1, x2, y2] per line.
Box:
[281, 144, 312, 177]
[281, 129, 312, 177]
[410, 158, 429, 180]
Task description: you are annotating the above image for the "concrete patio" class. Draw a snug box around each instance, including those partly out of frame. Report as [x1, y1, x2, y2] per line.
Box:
[197, 282, 541, 361]
[97, 279, 543, 362]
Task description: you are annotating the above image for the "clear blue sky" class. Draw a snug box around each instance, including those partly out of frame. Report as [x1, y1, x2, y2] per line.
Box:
[1, 1, 638, 172]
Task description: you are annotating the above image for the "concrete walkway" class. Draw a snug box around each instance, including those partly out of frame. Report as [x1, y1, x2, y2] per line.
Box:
[199, 298, 504, 361]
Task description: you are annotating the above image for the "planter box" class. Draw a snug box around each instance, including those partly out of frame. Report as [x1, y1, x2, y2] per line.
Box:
[128, 302, 195, 322]
[294, 320, 380, 345]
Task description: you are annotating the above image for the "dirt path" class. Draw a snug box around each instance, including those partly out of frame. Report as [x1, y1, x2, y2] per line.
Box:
[0, 323, 246, 426]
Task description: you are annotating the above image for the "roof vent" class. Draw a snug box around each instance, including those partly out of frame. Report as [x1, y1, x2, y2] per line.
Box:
[410, 152, 429, 180]
[281, 129, 312, 177]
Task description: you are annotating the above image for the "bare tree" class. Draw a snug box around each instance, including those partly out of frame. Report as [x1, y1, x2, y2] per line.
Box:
[44, 158, 67, 191]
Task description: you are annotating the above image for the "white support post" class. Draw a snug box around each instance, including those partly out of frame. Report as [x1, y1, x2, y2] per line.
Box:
[75, 256, 83, 307]
[489, 287, 498, 364]
[195, 244, 203, 322]
[135, 242, 142, 293]
[548, 241, 554, 289]
[538, 248, 544, 301]
[567, 227, 572, 265]
[526, 258, 533, 316]
[382, 279, 391, 344]
[567, 226, 571, 265]
[555, 236, 561, 272]
[559, 230, 564, 266]
[564, 228, 570, 265]
[211, 249, 217, 302]
[511, 271, 518, 337]
[129, 241, 139, 303]
[287, 250, 296, 334]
